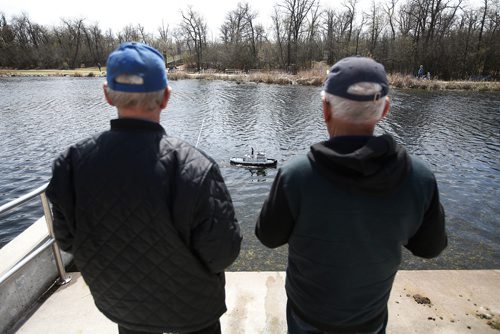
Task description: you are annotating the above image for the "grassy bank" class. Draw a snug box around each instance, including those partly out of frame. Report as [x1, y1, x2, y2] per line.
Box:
[168, 70, 500, 92]
[167, 68, 326, 86]
[0, 68, 105, 78]
[387, 73, 500, 92]
[1, 68, 499, 92]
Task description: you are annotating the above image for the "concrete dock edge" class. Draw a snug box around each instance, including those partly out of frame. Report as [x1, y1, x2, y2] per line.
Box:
[13, 270, 500, 333]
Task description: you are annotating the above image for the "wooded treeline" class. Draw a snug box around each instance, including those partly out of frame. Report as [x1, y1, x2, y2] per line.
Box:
[1, 0, 498, 80]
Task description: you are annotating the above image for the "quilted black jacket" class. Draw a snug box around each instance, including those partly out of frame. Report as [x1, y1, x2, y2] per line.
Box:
[46, 118, 242, 333]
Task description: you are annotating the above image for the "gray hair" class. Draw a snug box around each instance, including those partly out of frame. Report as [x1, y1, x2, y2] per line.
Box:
[106, 75, 165, 112]
[322, 82, 387, 124]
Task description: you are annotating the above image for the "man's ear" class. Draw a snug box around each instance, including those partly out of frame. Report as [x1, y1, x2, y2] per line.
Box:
[381, 96, 390, 119]
[160, 86, 171, 110]
[322, 98, 331, 122]
[103, 82, 114, 106]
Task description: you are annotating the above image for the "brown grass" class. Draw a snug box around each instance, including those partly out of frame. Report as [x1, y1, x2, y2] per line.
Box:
[387, 73, 500, 91]
[0, 68, 105, 78]
[169, 70, 500, 91]
[168, 70, 297, 85]
[1, 68, 499, 91]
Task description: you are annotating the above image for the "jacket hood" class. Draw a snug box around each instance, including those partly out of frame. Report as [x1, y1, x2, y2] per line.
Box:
[307, 134, 410, 194]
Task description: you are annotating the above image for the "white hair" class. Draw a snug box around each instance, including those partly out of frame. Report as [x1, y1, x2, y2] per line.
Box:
[106, 75, 165, 112]
[322, 82, 387, 124]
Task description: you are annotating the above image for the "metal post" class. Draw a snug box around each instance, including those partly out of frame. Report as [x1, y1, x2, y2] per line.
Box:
[40, 192, 71, 285]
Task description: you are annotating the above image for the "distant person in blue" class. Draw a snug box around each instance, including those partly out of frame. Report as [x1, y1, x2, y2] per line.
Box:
[417, 64, 425, 78]
[255, 56, 447, 334]
[46, 42, 242, 334]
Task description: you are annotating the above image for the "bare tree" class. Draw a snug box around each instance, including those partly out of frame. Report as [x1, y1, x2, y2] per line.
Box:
[353, 16, 366, 54]
[0, 12, 16, 67]
[89, 23, 108, 65]
[181, 7, 207, 71]
[172, 27, 186, 59]
[272, 6, 287, 67]
[219, 2, 260, 69]
[303, 1, 322, 67]
[323, 9, 336, 64]
[477, 0, 489, 50]
[137, 24, 149, 44]
[323, 5, 357, 63]
[274, 0, 318, 71]
[343, 0, 358, 47]
[459, 8, 479, 76]
[118, 25, 141, 43]
[384, 0, 399, 40]
[61, 18, 86, 68]
[158, 20, 169, 58]
[365, 0, 386, 54]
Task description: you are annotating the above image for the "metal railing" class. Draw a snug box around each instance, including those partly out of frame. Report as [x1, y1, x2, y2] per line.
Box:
[0, 183, 71, 287]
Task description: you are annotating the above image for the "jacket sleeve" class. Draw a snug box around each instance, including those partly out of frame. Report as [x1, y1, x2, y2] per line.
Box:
[45, 150, 76, 253]
[255, 169, 295, 248]
[405, 182, 447, 258]
[191, 164, 242, 273]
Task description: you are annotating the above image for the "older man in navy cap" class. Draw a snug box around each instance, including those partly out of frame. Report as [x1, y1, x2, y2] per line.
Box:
[47, 42, 242, 334]
[256, 56, 447, 334]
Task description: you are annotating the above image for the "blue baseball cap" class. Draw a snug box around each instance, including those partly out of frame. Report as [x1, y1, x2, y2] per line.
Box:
[324, 56, 388, 101]
[106, 42, 167, 93]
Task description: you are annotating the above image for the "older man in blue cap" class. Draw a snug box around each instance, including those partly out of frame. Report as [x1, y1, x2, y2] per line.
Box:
[256, 56, 447, 334]
[47, 42, 242, 334]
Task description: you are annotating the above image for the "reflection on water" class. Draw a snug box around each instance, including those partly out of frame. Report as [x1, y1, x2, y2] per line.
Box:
[0, 77, 499, 270]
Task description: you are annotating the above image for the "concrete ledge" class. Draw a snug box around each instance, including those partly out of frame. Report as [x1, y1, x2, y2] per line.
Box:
[14, 270, 500, 334]
[0, 218, 72, 334]
[0, 218, 49, 276]
[389, 270, 500, 333]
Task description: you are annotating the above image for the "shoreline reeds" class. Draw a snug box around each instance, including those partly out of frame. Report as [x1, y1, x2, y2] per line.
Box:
[1, 68, 499, 92]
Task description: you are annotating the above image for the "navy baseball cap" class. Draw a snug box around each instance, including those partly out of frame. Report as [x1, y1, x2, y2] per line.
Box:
[106, 42, 167, 93]
[324, 56, 388, 101]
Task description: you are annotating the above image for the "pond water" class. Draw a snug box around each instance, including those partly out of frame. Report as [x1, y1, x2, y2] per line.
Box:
[0, 77, 499, 270]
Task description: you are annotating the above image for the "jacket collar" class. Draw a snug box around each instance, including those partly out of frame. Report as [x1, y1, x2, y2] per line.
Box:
[110, 118, 165, 133]
[326, 135, 373, 154]
[308, 134, 410, 194]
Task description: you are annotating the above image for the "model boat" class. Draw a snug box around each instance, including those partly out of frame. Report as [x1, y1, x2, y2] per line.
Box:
[230, 148, 277, 168]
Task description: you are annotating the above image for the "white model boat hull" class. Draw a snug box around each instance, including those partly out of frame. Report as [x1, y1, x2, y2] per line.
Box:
[229, 157, 277, 168]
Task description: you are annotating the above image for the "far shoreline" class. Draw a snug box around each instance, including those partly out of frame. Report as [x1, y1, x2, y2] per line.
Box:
[1, 68, 499, 92]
